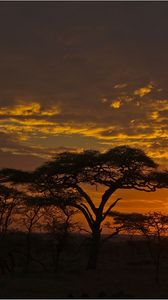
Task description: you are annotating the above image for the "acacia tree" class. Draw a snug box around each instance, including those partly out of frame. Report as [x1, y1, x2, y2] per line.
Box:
[112, 211, 168, 282]
[0, 184, 24, 274]
[22, 204, 44, 271]
[44, 206, 78, 271]
[30, 146, 168, 269]
[0, 185, 22, 239]
[1, 146, 167, 269]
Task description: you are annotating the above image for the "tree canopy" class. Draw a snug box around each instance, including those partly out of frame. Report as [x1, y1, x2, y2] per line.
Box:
[0, 145, 167, 269]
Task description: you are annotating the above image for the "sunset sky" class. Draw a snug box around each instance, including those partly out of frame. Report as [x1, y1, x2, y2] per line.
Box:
[0, 2, 167, 215]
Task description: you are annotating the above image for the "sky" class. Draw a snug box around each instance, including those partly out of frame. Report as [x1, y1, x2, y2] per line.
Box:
[0, 2, 167, 214]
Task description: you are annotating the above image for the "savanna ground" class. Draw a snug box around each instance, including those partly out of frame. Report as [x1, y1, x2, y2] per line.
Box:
[1, 233, 168, 298]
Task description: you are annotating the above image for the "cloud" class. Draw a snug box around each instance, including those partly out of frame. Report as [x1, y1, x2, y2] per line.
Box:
[134, 84, 153, 97]
[0, 132, 81, 170]
[150, 111, 159, 120]
[0, 94, 167, 167]
[0, 2, 167, 171]
[0, 101, 61, 117]
[101, 98, 108, 103]
[110, 100, 121, 109]
[0, 149, 45, 171]
[114, 83, 127, 89]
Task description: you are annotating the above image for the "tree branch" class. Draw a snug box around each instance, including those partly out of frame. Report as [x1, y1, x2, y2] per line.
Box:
[102, 198, 122, 221]
[99, 185, 117, 214]
[80, 203, 95, 223]
[102, 225, 124, 243]
[70, 203, 94, 230]
[75, 184, 97, 214]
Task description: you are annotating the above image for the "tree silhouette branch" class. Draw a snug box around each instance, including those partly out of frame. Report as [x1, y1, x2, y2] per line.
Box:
[70, 203, 94, 230]
[99, 185, 118, 214]
[102, 225, 124, 243]
[74, 184, 97, 214]
[102, 198, 122, 221]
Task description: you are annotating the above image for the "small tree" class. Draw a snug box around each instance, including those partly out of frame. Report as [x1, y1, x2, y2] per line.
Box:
[21, 203, 44, 271]
[0, 185, 21, 239]
[45, 206, 78, 271]
[112, 211, 168, 282]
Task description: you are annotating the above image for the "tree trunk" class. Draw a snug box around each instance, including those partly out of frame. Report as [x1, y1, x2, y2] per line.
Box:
[87, 228, 101, 270]
[52, 244, 62, 272]
[155, 243, 161, 284]
[25, 233, 31, 271]
[55, 247, 62, 272]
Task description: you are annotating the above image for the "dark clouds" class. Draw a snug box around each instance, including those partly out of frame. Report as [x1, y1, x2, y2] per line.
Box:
[1, 2, 168, 103]
[0, 2, 167, 169]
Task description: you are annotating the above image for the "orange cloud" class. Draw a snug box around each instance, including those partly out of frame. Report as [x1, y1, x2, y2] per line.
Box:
[0, 101, 61, 117]
[134, 84, 153, 97]
[114, 83, 127, 89]
[110, 100, 121, 109]
[0, 96, 167, 167]
[150, 111, 159, 120]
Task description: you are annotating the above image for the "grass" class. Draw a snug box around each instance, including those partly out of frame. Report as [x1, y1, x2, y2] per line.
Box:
[0, 232, 168, 298]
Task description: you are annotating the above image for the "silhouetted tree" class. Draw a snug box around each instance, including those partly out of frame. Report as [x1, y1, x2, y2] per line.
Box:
[112, 211, 168, 282]
[0, 185, 21, 238]
[21, 203, 44, 271]
[31, 146, 168, 269]
[44, 206, 78, 271]
[0, 184, 24, 274]
[1, 146, 167, 269]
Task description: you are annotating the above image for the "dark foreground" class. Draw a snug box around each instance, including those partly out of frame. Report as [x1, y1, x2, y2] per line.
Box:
[0, 233, 168, 298]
